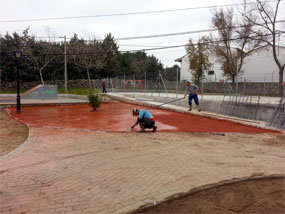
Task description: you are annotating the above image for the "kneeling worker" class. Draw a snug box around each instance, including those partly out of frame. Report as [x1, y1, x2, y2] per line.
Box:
[131, 108, 157, 132]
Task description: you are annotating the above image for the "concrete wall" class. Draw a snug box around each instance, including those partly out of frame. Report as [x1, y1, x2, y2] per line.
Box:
[123, 93, 283, 124]
[200, 82, 281, 96]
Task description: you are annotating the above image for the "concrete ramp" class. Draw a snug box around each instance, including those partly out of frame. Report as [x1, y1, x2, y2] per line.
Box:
[22, 85, 57, 99]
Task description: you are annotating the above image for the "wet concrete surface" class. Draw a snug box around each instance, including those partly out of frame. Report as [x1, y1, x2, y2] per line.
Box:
[6, 102, 278, 133]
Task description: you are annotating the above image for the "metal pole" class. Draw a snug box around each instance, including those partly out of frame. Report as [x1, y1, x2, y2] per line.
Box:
[158, 71, 161, 97]
[201, 64, 204, 100]
[16, 58, 21, 113]
[145, 72, 146, 94]
[236, 59, 238, 95]
[63, 36, 68, 92]
[133, 74, 135, 97]
[264, 76, 266, 96]
[160, 72, 168, 96]
[123, 74, 125, 93]
[176, 66, 178, 98]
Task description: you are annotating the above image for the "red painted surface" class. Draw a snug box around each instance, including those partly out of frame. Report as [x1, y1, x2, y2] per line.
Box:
[6, 102, 279, 133]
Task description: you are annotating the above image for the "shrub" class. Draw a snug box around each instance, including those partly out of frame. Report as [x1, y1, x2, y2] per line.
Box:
[87, 91, 101, 110]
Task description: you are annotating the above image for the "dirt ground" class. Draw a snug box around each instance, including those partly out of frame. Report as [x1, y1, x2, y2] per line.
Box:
[0, 108, 28, 156]
[133, 177, 285, 214]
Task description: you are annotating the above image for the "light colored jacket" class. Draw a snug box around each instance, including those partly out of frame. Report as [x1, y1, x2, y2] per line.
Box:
[185, 84, 199, 95]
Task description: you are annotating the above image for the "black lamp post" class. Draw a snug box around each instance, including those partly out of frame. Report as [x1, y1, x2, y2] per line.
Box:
[15, 49, 22, 113]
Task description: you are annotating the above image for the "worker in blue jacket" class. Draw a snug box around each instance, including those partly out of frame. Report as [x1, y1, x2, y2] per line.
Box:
[131, 108, 157, 132]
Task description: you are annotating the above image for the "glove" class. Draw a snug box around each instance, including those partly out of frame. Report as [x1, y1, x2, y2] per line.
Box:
[195, 91, 198, 95]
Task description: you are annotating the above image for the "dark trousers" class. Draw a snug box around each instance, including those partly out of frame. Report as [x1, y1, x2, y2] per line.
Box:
[102, 87, 107, 93]
[138, 118, 155, 129]
[188, 94, 199, 106]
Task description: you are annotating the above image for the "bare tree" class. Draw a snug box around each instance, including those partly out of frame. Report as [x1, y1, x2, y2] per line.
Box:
[29, 41, 55, 85]
[23, 29, 57, 85]
[240, 0, 284, 96]
[211, 8, 260, 87]
[69, 35, 104, 89]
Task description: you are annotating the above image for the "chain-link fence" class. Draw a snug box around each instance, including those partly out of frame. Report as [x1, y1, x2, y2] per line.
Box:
[91, 74, 282, 97]
[89, 74, 284, 129]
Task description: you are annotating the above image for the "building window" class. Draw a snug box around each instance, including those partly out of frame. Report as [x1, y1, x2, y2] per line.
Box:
[208, 70, 215, 75]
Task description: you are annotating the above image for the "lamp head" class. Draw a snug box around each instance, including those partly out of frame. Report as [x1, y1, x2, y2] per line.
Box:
[15, 49, 22, 59]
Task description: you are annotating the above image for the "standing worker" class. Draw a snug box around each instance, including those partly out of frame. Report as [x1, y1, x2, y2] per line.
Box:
[131, 108, 157, 132]
[102, 79, 107, 93]
[184, 81, 201, 112]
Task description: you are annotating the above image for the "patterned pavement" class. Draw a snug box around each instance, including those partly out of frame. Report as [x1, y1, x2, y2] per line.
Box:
[1, 126, 284, 213]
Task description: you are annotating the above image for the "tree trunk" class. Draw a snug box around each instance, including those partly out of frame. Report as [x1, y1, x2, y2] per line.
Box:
[231, 76, 236, 93]
[39, 69, 44, 85]
[86, 68, 91, 89]
[279, 66, 284, 97]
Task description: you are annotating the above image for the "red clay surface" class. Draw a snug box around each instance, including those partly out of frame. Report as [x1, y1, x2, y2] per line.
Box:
[6, 102, 279, 133]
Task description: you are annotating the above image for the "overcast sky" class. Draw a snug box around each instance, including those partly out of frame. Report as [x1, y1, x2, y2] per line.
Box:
[0, 0, 284, 67]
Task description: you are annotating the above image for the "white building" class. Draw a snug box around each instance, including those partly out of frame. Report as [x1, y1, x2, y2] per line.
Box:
[175, 45, 285, 83]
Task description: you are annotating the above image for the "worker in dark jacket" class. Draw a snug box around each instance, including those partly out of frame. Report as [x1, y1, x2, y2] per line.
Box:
[102, 79, 107, 93]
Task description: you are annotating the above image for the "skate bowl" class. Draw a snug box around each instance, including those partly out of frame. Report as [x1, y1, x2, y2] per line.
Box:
[6, 102, 279, 133]
[133, 175, 285, 214]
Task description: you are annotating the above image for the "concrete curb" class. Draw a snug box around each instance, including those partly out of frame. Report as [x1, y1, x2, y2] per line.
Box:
[58, 94, 88, 100]
[0, 127, 37, 163]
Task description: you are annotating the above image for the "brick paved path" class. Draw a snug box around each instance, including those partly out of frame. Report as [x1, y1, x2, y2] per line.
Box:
[1, 127, 284, 213]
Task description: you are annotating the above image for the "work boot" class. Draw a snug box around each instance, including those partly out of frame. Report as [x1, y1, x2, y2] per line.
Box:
[188, 106, 192, 111]
[152, 126, 157, 132]
[198, 108, 201, 112]
[139, 126, 145, 132]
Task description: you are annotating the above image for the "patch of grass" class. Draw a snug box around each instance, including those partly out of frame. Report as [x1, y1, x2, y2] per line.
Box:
[1, 88, 100, 95]
[0, 90, 25, 94]
[58, 88, 99, 95]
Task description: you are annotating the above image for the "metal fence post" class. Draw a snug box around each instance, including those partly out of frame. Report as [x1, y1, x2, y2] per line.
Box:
[145, 72, 146, 94]
[176, 66, 179, 98]
[202, 64, 204, 101]
[264, 76, 266, 96]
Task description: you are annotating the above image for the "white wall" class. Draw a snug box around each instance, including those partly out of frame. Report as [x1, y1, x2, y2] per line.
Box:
[179, 52, 227, 83]
[204, 54, 225, 82]
[242, 46, 285, 82]
[179, 55, 191, 81]
[178, 46, 285, 83]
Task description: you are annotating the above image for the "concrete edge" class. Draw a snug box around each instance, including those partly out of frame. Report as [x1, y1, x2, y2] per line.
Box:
[0, 108, 36, 162]
[130, 174, 285, 213]
[0, 126, 37, 163]
[58, 94, 88, 100]
[104, 93, 281, 133]
[0, 102, 88, 108]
